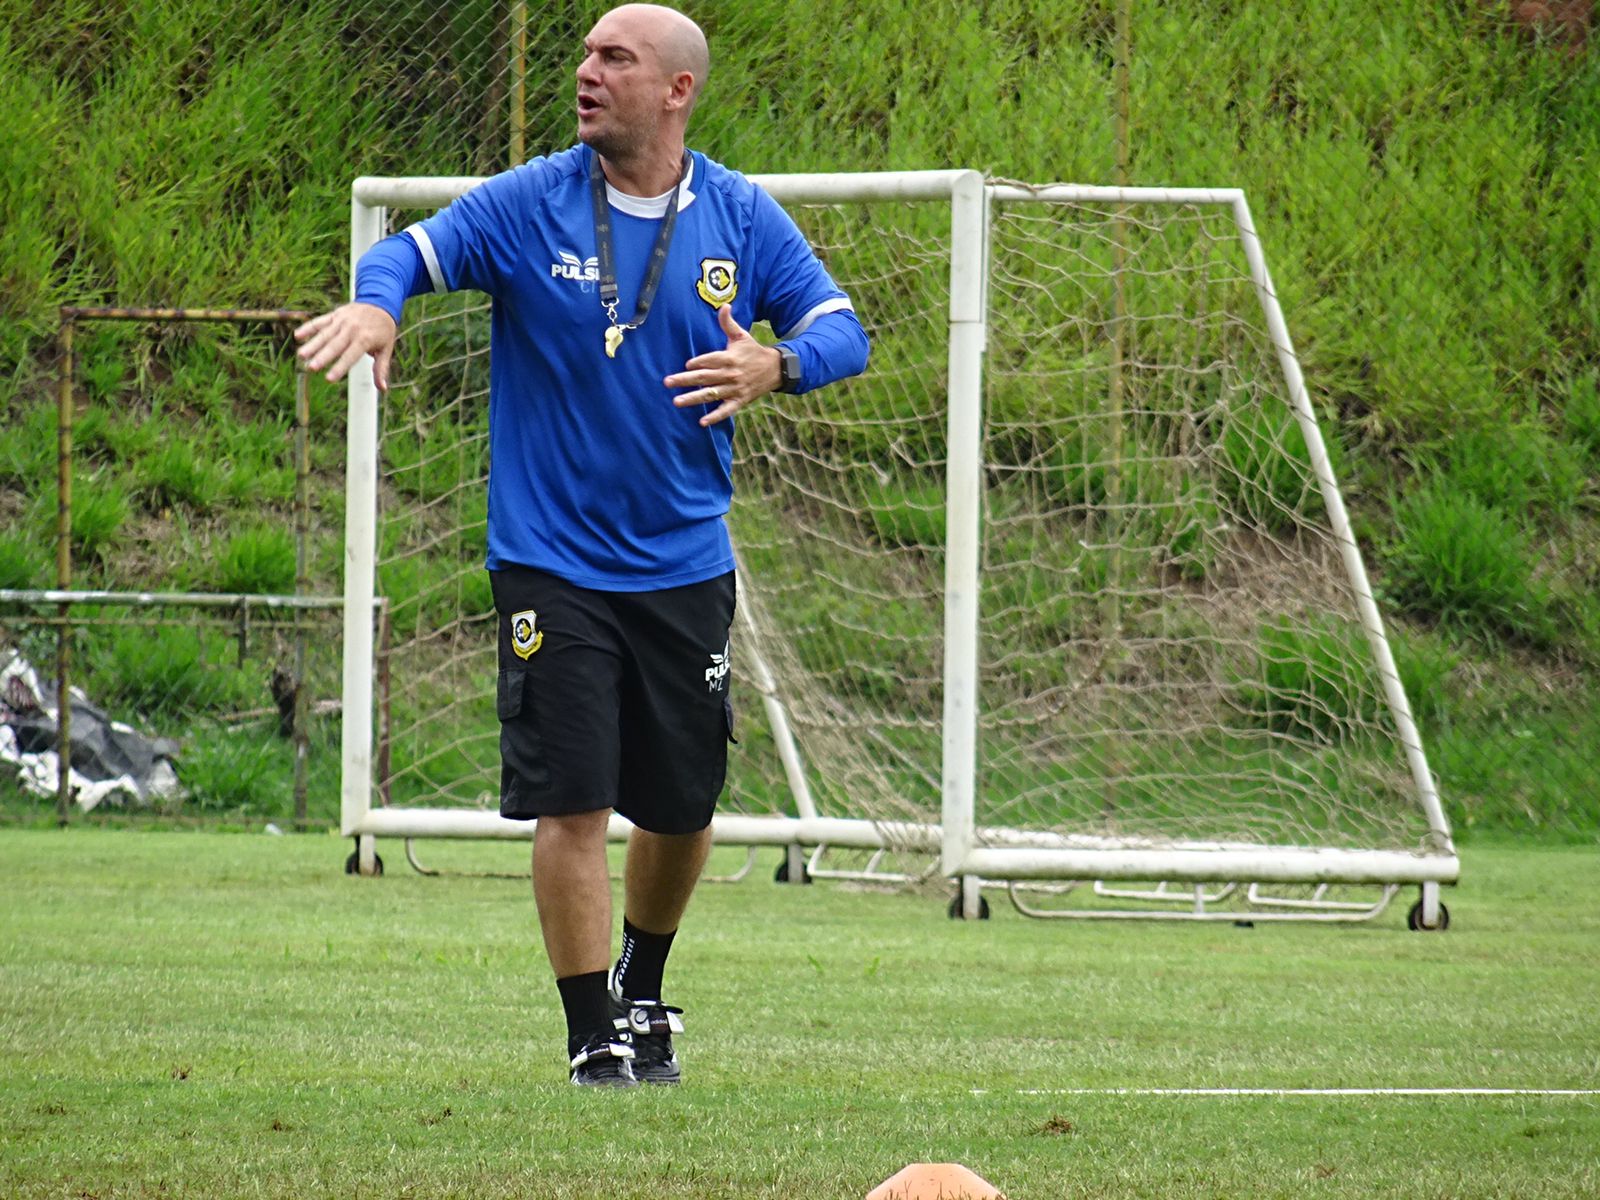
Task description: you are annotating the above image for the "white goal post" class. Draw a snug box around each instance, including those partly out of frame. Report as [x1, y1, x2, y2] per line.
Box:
[339, 168, 1458, 918]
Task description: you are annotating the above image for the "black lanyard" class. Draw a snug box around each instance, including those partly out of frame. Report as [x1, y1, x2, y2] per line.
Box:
[589, 147, 690, 358]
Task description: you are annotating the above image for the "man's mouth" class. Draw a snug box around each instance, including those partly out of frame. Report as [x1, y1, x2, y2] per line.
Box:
[577, 94, 604, 117]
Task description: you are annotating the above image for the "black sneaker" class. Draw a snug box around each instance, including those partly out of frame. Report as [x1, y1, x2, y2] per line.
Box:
[612, 998, 683, 1085]
[569, 1033, 638, 1088]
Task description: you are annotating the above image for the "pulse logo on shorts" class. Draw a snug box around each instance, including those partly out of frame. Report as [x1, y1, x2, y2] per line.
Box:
[551, 251, 599, 284]
[704, 640, 730, 692]
[511, 610, 544, 660]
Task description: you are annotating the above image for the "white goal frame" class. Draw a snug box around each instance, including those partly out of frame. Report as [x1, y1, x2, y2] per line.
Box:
[339, 169, 1459, 915]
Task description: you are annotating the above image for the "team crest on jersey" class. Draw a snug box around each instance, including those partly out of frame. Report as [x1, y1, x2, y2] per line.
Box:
[511, 610, 544, 660]
[551, 251, 599, 283]
[695, 258, 738, 308]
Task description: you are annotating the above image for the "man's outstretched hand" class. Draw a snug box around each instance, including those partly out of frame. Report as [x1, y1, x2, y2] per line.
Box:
[665, 304, 782, 427]
[295, 303, 398, 390]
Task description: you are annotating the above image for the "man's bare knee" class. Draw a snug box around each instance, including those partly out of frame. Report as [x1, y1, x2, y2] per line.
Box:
[535, 809, 612, 847]
[632, 825, 710, 849]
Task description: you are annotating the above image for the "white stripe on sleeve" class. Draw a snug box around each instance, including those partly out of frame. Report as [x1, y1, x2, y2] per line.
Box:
[404, 224, 445, 294]
[779, 297, 854, 340]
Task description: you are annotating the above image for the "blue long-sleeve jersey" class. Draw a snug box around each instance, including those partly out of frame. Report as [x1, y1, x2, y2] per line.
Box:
[356, 144, 870, 591]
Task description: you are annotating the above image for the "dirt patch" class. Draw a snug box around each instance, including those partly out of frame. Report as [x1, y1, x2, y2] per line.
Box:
[1508, 1, 1593, 53]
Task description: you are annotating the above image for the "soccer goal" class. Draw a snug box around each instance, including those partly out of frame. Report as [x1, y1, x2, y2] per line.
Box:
[339, 169, 1458, 924]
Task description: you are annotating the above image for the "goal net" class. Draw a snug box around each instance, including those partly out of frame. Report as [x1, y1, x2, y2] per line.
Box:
[340, 170, 1457, 906]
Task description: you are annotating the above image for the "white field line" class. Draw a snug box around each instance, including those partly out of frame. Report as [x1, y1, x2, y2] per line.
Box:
[972, 1088, 1600, 1098]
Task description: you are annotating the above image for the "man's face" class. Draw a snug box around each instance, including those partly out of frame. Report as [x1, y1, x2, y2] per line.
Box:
[576, 11, 671, 162]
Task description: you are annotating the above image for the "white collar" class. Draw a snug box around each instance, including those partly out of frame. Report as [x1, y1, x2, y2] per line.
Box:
[605, 156, 698, 217]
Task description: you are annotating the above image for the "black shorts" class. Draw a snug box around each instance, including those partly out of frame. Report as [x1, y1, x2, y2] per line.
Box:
[490, 565, 736, 835]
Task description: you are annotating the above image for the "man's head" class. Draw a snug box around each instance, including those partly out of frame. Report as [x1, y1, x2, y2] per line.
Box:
[576, 4, 709, 166]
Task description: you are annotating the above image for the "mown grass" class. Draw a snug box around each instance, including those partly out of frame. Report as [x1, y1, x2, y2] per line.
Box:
[0, 829, 1597, 1199]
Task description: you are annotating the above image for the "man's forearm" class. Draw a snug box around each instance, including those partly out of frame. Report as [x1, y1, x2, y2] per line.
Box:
[353, 234, 433, 326]
[780, 309, 870, 394]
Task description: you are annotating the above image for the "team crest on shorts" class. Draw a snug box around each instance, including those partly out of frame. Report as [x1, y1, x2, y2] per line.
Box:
[511, 610, 544, 660]
[695, 258, 738, 308]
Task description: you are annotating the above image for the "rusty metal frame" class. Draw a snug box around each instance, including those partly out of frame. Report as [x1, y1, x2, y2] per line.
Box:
[47, 305, 316, 825]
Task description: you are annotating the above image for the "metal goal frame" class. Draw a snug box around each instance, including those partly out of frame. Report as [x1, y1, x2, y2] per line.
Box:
[338, 170, 1458, 923]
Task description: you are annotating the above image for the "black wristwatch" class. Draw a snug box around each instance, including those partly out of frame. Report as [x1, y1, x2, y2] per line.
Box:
[773, 343, 802, 393]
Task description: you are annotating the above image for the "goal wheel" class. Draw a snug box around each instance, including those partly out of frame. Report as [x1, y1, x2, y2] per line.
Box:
[774, 856, 812, 884]
[344, 849, 384, 876]
[947, 892, 991, 920]
[1406, 898, 1449, 931]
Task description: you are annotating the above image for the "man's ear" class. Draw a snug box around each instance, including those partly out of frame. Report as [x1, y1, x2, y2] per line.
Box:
[664, 70, 696, 112]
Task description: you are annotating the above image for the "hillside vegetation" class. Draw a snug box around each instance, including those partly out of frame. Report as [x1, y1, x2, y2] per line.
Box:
[0, 1, 1595, 836]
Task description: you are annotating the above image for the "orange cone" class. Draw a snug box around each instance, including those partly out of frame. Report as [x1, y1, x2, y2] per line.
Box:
[865, 1162, 1006, 1200]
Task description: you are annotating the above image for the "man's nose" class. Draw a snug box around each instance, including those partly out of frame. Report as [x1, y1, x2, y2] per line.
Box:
[576, 53, 601, 86]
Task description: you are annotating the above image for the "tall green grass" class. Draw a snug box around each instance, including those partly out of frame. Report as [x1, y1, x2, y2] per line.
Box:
[1385, 483, 1555, 646]
[0, 532, 45, 590]
[1, 1, 1596, 835]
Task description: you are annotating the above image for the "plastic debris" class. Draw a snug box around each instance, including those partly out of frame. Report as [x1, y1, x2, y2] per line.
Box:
[0, 648, 182, 812]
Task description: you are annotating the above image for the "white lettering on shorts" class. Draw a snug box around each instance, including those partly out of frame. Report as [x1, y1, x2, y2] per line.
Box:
[704, 640, 730, 692]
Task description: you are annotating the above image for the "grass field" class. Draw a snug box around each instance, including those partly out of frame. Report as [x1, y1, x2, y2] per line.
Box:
[2, 829, 1596, 1199]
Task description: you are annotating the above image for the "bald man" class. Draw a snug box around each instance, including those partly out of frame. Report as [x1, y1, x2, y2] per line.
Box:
[296, 4, 869, 1086]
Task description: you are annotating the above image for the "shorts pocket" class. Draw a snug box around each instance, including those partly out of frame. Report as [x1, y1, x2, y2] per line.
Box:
[497, 668, 550, 801]
[723, 695, 738, 745]
[497, 669, 526, 721]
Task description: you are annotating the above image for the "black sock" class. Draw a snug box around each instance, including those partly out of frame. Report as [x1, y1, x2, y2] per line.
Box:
[613, 918, 676, 1001]
[556, 970, 613, 1057]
